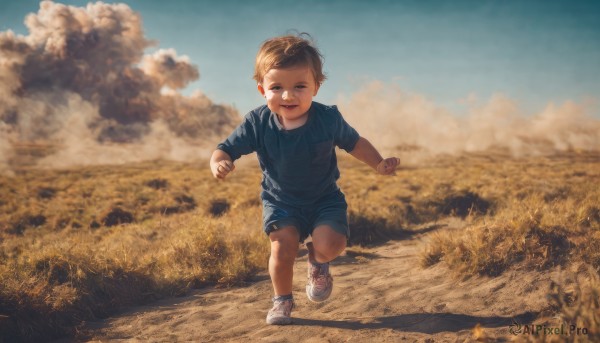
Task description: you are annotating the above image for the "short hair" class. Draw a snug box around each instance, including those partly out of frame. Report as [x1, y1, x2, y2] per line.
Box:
[253, 33, 326, 85]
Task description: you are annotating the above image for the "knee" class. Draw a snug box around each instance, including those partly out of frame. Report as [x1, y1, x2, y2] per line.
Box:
[271, 244, 297, 264]
[312, 233, 346, 261]
[313, 237, 346, 254]
[269, 227, 299, 263]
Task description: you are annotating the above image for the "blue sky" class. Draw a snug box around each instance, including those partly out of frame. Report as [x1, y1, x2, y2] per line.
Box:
[1, 0, 599, 117]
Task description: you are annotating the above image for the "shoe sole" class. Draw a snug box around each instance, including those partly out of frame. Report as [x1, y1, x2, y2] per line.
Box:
[266, 317, 293, 325]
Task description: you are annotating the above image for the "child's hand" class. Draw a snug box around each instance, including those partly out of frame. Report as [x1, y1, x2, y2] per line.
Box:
[376, 157, 400, 175]
[211, 160, 235, 179]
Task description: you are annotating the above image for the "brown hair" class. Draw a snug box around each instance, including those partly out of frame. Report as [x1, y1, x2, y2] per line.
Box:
[253, 33, 326, 85]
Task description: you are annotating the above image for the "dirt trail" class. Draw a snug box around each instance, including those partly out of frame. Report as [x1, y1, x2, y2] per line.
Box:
[82, 219, 553, 342]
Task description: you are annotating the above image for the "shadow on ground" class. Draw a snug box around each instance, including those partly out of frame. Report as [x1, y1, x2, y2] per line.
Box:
[295, 223, 446, 264]
[293, 311, 538, 334]
[348, 220, 446, 248]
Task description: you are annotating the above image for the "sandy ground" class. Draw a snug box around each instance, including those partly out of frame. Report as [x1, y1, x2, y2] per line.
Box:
[78, 219, 558, 342]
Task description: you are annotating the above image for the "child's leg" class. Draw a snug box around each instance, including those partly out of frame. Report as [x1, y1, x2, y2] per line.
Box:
[309, 225, 347, 263]
[305, 225, 345, 302]
[268, 226, 300, 296]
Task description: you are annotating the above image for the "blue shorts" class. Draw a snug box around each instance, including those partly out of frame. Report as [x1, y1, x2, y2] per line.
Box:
[262, 190, 350, 242]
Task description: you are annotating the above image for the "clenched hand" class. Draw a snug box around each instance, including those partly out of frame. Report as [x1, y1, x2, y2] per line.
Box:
[211, 160, 235, 179]
[376, 157, 400, 175]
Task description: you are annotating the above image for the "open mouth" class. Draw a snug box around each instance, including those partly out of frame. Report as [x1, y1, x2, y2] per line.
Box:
[281, 105, 298, 109]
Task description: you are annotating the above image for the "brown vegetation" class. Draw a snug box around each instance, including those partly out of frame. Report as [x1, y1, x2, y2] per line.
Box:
[0, 151, 599, 341]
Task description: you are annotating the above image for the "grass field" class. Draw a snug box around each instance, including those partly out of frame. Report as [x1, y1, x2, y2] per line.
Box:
[1, 150, 599, 342]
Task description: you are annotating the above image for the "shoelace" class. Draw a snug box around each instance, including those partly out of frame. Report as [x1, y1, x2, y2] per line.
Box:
[310, 264, 330, 291]
[272, 300, 293, 316]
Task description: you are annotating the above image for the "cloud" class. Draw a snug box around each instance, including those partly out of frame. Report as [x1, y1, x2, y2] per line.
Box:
[0, 1, 239, 172]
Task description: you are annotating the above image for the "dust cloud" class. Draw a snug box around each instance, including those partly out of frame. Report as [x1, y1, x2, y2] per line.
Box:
[338, 81, 600, 160]
[0, 123, 14, 176]
[0, 1, 239, 171]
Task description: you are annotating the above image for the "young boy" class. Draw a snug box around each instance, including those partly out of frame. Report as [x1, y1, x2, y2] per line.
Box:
[210, 34, 399, 325]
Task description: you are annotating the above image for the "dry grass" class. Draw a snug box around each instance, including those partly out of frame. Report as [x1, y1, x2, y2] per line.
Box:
[418, 153, 600, 277]
[414, 151, 599, 342]
[1, 150, 599, 341]
[0, 159, 269, 342]
[542, 269, 600, 343]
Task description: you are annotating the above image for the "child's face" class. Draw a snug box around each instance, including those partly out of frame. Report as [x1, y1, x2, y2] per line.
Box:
[257, 66, 320, 122]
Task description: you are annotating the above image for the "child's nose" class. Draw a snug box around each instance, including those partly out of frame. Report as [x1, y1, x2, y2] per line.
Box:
[282, 90, 294, 100]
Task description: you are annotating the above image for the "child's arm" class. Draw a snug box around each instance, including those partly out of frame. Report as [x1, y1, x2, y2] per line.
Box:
[210, 149, 236, 179]
[349, 137, 400, 175]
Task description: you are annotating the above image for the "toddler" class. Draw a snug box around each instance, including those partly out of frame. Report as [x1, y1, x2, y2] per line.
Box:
[210, 33, 399, 325]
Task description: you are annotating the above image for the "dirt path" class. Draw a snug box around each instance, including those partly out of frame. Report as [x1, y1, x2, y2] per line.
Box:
[82, 219, 553, 342]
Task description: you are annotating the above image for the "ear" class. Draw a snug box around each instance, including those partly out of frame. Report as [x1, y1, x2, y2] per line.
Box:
[257, 83, 266, 97]
[313, 83, 320, 96]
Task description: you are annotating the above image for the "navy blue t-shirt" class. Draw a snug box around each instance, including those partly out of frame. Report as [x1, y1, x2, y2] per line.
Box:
[217, 102, 360, 206]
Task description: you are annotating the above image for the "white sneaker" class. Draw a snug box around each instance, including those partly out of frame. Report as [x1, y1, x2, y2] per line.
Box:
[306, 260, 333, 302]
[266, 298, 294, 325]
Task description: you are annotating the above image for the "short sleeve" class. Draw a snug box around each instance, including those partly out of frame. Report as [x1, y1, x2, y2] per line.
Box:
[332, 106, 360, 152]
[216, 113, 258, 161]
